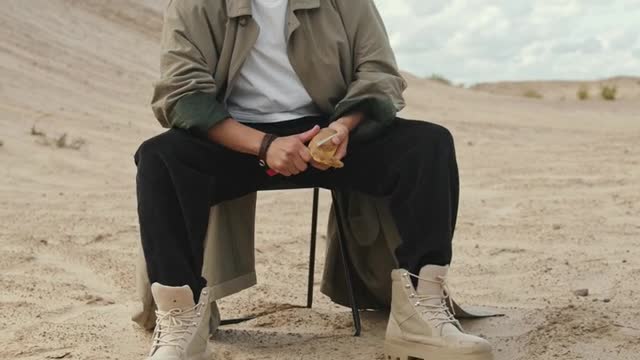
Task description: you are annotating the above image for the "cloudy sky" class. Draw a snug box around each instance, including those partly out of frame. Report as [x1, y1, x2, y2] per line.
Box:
[374, 0, 640, 84]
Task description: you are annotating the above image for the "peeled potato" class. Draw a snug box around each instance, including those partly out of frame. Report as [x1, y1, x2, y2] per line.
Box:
[308, 128, 344, 168]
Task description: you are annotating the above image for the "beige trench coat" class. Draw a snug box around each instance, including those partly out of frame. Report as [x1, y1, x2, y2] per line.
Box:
[133, 0, 502, 329]
[150, 0, 406, 139]
[134, 0, 409, 329]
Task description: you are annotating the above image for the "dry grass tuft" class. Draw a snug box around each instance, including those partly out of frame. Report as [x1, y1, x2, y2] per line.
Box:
[55, 133, 86, 150]
[31, 125, 46, 137]
[600, 85, 617, 101]
[523, 89, 543, 99]
[577, 86, 589, 100]
[30, 124, 86, 150]
[429, 73, 452, 86]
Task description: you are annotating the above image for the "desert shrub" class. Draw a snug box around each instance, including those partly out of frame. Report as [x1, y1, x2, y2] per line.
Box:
[30, 125, 85, 150]
[55, 133, 86, 150]
[577, 86, 589, 100]
[523, 89, 543, 99]
[31, 125, 45, 136]
[600, 85, 617, 101]
[429, 73, 452, 86]
[56, 133, 68, 148]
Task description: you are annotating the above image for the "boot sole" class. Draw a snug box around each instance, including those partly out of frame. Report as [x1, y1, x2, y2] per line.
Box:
[384, 339, 493, 360]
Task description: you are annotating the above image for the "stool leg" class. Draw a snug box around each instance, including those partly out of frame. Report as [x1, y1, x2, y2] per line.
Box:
[331, 191, 362, 337]
[307, 188, 319, 309]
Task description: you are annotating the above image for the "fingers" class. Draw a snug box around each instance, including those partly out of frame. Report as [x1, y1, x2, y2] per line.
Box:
[268, 134, 319, 176]
[277, 140, 309, 176]
[328, 122, 349, 145]
[280, 155, 302, 176]
[288, 141, 309, 174]
[293, 155, 308, 173]
[298, 147, 312, 163]
[297, 125, 321, 143]
[286, 164, 298, 176]
[310, 159, 330, 171]
[334, 137, 348, 160]
[332, 130, 346, 145]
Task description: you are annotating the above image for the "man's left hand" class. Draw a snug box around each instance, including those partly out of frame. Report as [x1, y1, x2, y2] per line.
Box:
[310, 113, 363, 170]
[328, 121, 350, 160]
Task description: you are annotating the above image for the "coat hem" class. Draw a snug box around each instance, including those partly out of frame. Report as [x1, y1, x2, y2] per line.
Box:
[208, 271, 257, 301]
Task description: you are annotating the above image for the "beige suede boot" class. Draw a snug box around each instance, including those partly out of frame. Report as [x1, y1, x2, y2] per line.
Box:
[147, 284, 212, 360]
[384, 266, 493, 360]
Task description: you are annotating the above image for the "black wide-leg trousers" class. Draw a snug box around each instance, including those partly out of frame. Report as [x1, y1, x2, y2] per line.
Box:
[134, 117, 459, 298]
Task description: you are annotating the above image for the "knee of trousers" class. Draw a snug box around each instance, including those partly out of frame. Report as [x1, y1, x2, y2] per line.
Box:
[412, 122, 456, 157]
[429, 123, 455, 151]
[134, 130, 181, 170]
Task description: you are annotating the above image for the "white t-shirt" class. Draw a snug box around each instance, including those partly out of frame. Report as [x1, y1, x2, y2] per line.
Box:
[226, 0, 321, 123]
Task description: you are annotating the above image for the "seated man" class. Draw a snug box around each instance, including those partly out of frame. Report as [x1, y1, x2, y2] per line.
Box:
[135, 0, 493, 359]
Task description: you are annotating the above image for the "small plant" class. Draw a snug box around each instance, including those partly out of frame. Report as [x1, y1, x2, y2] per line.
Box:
[56, 133, 68, 148]
[523, 89, 543, 99]
[429, 73, 452, 86]
[600, 85, 617, 101]
[577, 86, 589, 100]
[31, 125, 45, 136]
[55, 133, 86, 150]
[31, 125, 86, 150]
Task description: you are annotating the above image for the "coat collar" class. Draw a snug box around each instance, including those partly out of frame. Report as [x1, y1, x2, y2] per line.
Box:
[226, 0, 320, 18]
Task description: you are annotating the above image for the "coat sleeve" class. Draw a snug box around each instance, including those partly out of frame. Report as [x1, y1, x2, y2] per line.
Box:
[332, 0, 407, 140]
[151, 0, 231, 137]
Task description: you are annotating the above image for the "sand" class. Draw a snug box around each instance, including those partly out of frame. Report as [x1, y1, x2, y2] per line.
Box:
[1, 1, 639, 359]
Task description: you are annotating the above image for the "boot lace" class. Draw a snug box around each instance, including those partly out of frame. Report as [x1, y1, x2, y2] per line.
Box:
[151, 304, 201, 353]
[405, 272, 461, 330]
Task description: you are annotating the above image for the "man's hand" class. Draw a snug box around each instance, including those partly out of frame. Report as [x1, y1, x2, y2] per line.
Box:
[266, 125, 320, 176]
[310, 113, 363, 170]
[328, 121, 350, 160]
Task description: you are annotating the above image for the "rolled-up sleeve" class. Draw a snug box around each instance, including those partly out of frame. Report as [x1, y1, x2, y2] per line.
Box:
[151, 0, 230, 137]
[332, 0, 407, 140]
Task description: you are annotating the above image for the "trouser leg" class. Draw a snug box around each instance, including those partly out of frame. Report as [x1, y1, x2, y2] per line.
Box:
[134, 129, 266, 299]
[291, 118, 459, 275]
[134, 116, 459, 300]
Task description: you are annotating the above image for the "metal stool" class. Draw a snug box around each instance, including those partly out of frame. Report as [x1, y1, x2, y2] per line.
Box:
[220, 187, 361, 336]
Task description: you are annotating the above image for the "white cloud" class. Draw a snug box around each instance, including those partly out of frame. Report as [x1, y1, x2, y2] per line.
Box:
[374, 0, 640, 83]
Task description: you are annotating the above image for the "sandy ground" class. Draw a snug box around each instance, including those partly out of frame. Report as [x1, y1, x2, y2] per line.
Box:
[1, 1, 639, 359]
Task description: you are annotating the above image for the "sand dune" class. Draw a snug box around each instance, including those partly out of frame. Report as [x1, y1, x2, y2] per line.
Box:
[1, 1, 639, 359]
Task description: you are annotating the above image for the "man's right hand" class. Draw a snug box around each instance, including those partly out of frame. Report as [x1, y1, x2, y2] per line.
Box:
[266, 125, 320, 176]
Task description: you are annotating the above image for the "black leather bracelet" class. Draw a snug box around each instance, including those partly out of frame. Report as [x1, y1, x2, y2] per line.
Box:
[258, 133, 278, 167]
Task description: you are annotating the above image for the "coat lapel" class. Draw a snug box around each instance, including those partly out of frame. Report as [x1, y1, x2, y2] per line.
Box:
[226, 0, 251, 18]
[286, 0, 320, 41]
